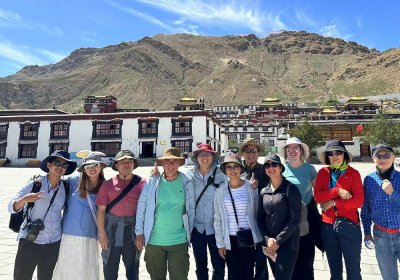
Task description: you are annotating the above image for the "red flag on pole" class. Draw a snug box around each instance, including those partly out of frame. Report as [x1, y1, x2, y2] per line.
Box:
[357, 124, 363, 132]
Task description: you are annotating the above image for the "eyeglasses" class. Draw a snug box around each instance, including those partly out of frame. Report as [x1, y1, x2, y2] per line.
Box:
[286, 147, 301, 152]
[327, 151, 343, 156]
[225, 165, 241, 171]
[84, 162, 101, 170]
[52, 160, 69, 169]
[373, 153, 393, 160]
[243, 149, 258, 154]
[264, 162, 280, 169]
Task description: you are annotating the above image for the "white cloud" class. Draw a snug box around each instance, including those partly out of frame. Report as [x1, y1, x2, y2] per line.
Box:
[134, 0, 285, 34]
[0, 8, 63, 37]
[320, 25, 341, 38]
[0, 40, 64, 67]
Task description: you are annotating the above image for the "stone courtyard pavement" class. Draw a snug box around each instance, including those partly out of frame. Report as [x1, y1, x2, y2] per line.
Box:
[0, 162, 397, 279]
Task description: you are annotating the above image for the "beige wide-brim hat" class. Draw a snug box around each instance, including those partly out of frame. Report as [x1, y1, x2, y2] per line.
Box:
[238, 138, 264, 154]
[156, 147, 185, 166]
[220, 154, 245, 175]
[318, 140, 353, 165]
[279, 137, 310, 160]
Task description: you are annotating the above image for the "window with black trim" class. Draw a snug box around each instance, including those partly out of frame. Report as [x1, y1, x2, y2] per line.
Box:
[172, 119, 192, 136]
[0, 124, 8, 140]
[49, 143, 69, 154]
[19, 144, 37, 158]
[51, 123, 69, 139]
[139, 120, 158, 137]
[20, 123, 39, 140]
[93, 121, 122, 138]
[0, 143, 6, 158]
[172, 140, 192, 153]
[91, 142, 121, 157]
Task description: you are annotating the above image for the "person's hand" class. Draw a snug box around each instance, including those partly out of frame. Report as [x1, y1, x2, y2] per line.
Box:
[135, 234, 145, 251]
[382, 179, 394, 195]
[364, 234, 374, 242]
[24, 192, 45, 203]
[150, 162, 160, 177]
[338, 188, 352, 200]
[99, 231, 109, 251]
[218, 247, 226, 259]
[250, 173, 258, 189]
[267, 238, 279, 252]
[320, 200, 335, 212]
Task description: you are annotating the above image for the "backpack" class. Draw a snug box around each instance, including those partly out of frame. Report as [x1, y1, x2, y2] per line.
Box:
[9, 176, 70, 233]
[286, 185, 309, 236]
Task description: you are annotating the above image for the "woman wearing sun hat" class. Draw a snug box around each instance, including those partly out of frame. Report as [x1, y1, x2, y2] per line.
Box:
[214, 154, 262, 280]
[135, 147, 195, 280]
[189, 144, 226, 280]
[257, 153, 302, 280]
[53, 151, 107, 280]
[278, 137, 322, 280]
[314, 140, 364, 280]
[8, 150, 77, 280]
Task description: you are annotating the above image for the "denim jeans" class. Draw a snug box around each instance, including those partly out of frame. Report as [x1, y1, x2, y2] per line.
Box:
[373, 226, 400, 280]
[321, 222, 362, 280]
[191, 228, 225, 280]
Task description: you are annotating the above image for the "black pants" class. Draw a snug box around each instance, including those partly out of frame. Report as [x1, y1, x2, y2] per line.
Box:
[268, 236, 299, 280]
[254, 244, 269, 280]
[14, 239, 61, 280]
[291, 233, 315, 280]
[103, 224, 140, 280]
[191, 228, 225, 280]
[226, 236, 256, 280]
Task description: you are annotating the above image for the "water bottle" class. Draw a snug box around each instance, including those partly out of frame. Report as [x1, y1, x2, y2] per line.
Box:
[364, 240, 375, 250]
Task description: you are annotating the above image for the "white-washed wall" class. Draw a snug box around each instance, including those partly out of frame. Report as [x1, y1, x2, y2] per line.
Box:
[69, 120, 93, 153]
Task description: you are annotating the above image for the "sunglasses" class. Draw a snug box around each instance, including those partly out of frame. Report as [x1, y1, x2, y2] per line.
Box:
[225, 165, 241, 171]
[373, 153, 393, 160]
[52, 160, 69, 169]
[84, 162, 101, 170]
[327, 151, 343, 156]
[243, 149, 258, 154]
[264, 162, 280, 169]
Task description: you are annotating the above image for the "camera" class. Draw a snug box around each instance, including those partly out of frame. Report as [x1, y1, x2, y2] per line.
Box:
[26, 219, 45, 241]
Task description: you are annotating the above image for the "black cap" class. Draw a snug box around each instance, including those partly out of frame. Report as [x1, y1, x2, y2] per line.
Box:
[372, 144, 394, 156]
[263, 154, 285, 173]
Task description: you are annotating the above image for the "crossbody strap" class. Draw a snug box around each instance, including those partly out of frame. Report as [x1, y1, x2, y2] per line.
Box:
[42, 188, 59, 221]
[227, 184, 240, 227]
[86, 193, 98, 226]
[195, 167, 217, 209]
[106, 175, 141, 213]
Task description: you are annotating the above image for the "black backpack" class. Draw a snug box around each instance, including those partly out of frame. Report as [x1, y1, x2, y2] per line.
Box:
[9, 176, 70, 233]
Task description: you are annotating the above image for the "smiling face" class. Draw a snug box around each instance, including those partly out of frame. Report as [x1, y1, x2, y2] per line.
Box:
[115, 159, 135, 177]
[373, 149, 395, 171]
[242, 144, 259, 165]
[47, 158, 68, 179]
[197, 151, 213, 169]
[161, 159, 181, 178]
[224, 163, 242, 179]
[327, 150, 345, 166]
[285, 144, 302, 161]
[264, 161, 283, 179]
[83, 162, 103, 180]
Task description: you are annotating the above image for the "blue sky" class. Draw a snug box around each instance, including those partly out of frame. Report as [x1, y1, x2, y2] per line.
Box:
[1, 0, 399, 77]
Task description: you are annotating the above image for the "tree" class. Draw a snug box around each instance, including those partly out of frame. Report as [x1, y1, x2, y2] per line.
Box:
[288, 121, 325, 155]
[322, 99, 339, 107]
[363, 111, 400, 147]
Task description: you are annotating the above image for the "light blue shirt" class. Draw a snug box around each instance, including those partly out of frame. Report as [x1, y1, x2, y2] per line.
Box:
[62, 176, 98, 239]
[282, 163, 317, 205]
[8, 175, 68, 244]
[189, 165, 226, 235]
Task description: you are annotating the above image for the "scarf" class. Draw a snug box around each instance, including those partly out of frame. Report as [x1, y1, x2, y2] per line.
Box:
[376, 164, 394, 180]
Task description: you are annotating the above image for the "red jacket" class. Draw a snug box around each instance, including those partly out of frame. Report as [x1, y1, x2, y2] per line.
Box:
[314, 166, 364, 225]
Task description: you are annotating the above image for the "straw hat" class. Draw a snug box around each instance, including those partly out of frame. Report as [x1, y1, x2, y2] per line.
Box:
[220, 154, 245, 175]
[156, 147, 185, 166]
[238, 138, 264, 154]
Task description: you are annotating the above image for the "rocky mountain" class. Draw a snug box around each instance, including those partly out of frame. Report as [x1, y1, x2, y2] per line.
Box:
[0, 31, 399, 111]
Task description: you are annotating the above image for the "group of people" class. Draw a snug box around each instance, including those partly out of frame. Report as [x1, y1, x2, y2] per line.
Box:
[7, 137, 400, 280]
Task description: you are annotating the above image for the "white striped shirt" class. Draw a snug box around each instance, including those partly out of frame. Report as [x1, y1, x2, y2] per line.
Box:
[223, 184, 250, 236]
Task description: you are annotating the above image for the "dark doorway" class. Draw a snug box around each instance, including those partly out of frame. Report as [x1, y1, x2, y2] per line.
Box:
[142, 142, 154, 158]
[360, 143, 371, 157]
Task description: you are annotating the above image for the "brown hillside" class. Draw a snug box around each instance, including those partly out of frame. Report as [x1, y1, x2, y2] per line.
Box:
[0, 31, 399, 111]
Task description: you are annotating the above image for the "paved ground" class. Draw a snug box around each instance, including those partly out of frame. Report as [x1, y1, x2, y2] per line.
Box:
[0, 162, 397, 279]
